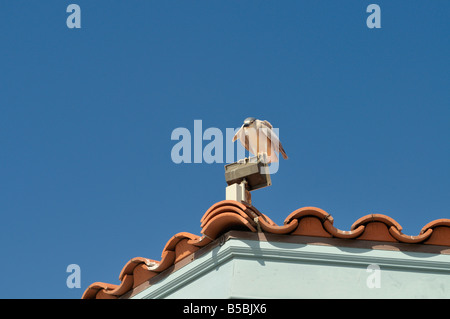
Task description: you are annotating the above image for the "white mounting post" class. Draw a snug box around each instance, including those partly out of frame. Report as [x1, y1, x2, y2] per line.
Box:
[225, 179, 250, 203]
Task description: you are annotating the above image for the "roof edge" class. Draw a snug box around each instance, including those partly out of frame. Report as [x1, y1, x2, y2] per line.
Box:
[82, 200, 450, 299]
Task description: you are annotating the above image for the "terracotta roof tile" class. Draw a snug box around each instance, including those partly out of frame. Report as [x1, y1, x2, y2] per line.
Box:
[351, 214, 403, 231]
[82, 200, 450, 299]
[258, 217, 298, 234]
[389, 227, 433, 244]
[118, 257, 158, 281]
[82, 282, 118, 299]
[422, 220, 450, 246]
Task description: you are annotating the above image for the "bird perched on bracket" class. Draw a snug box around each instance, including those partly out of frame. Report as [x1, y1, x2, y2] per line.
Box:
[232, 117, 288, 163]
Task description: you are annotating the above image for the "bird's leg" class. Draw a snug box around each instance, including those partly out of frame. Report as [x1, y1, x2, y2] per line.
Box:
[258, 152, 269, 164]
[237, 157, 247, 164]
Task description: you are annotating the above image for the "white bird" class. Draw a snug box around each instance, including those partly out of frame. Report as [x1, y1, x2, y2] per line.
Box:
[232, 117, 288, 163]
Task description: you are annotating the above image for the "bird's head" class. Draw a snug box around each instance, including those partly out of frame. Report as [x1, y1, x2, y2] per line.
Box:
[243, 117, 256, 127]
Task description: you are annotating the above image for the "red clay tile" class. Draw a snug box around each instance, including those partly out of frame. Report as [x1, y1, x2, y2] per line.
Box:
[355, 222, 397, 242]
[421, 219, 450, 234]
[323, 220, 365, 239]
[104, 274, 134, 296]
[423, 227, 450, 246]
[201, 200, 250, 224]
[187, 235, 213, 247]
[150, 250, 175, 272]
[81, 282, 118, 299]
[163, 232, 201, 252]
[201, 205, 255, 229]
[389, 227, 433, 244]
[119, 257, 157, 281]
[258, 217, 299, 234]
[132, 263, 159, 288]
[291, 216, 333, 238]
[284, 207, 334, 225]
[351, 214, 402, 231]
[201, 212, 257, 238]
[95, 290, 118, 299]
[174, 238, 201, 263]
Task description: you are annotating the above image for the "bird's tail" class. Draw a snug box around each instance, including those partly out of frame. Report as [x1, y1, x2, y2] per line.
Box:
[279, 143, 288, 160]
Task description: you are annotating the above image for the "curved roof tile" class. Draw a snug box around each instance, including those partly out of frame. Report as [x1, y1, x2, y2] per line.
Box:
[421, 219, 450, 233]
[81, 282, 118, 299]
[284, 207, 334, 225]
[118, 257, 158, 281]
[323, 220, 365, 239]
[389, 227, 433, 244]
[258, 217, 298, 234]
[351, 214, 403, 231]
[82, 200, 450, 299]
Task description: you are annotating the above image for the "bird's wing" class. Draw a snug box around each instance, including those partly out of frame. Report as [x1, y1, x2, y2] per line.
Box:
[255, 126, 278, 162]
[269, 130, 288, 160]
[234, 124, 253, 155]
[278, 140, 288, 160]
[259, 123, 288, 160]
[241, 128, 256, 155]
[263, 132, 279, 163]
[243, 134, 250, 152]
[232, 124, 244, 142]
[261, 120, 273, 129]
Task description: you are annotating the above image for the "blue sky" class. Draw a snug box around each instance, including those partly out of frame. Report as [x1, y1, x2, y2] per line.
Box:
[0, 1, 449, 298]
